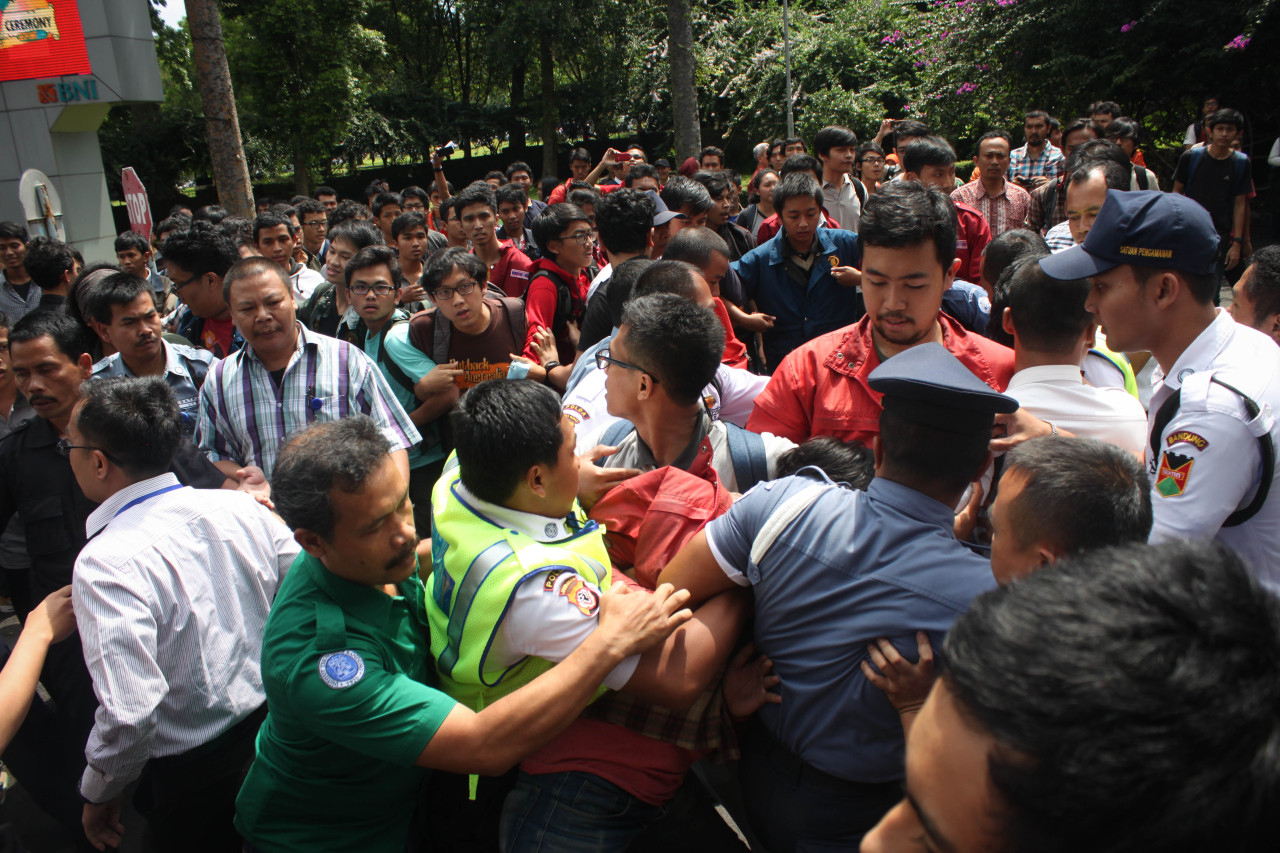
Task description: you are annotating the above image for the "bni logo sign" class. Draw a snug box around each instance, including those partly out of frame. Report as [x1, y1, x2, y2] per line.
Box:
[37, 78, 98, 104]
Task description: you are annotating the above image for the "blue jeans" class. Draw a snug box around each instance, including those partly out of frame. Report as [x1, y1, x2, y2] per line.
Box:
[499, 770, 664, 853]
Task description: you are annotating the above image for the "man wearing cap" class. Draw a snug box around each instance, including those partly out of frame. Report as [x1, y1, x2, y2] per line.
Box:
[1039, 190, 1280, 589]
[659, 342, 1010, 850]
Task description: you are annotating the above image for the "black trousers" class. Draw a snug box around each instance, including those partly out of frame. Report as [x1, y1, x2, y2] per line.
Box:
[132, 704, 267, 853]
[738, 721, 901, 852]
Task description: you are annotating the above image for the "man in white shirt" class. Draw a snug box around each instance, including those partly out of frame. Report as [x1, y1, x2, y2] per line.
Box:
[67, 376, 298, 851]
[815, 125, 862, 231]
[1000, 257, 1147, 454]
[253, 210, 324, 301]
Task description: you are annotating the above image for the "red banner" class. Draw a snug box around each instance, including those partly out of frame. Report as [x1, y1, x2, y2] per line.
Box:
[122, 167, 152, 242]
[0, 0, 92, 83]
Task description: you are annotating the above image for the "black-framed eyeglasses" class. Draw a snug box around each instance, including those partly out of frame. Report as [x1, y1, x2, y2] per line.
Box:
[595, 348, 658, 382]
[430, 280, 478, 301]
[559, 229, 595, 246]
[348, 283, 398, 296]
[304, 219, 327, 228]
[403, 202, 427, 212]
[57, 438, 123, 465]
[170, 273, 202, 292]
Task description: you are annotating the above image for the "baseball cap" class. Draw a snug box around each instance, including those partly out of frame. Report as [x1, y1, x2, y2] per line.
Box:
[646, 190, 687, 227]
[1040, 190, 1219, 280]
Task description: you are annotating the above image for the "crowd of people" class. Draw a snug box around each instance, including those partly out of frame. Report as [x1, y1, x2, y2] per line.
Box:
[1, 95, 1279, 853]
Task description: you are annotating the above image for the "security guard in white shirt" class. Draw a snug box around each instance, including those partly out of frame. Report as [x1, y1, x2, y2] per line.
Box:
[1041, 191, 1280, 590]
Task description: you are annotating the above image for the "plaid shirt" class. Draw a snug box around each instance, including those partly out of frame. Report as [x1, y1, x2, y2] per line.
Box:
[951, 179, 1032, 239]
[1027, 175, 1068, 235]
[195, 322, 419, 477]
[1008, 142, 1064, 183]
[0, 272, 41, 325]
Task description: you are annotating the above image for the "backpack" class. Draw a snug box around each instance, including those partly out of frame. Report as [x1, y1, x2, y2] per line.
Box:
[407, 293, 527, 365]
[524, 268, 584, 339]
[372, 317, 442, 455]
[852, 177, 868, 206]
[1149, 375, 1273, 526]
[596, 419, 771, 492]
[1185, 146, 1250, 192]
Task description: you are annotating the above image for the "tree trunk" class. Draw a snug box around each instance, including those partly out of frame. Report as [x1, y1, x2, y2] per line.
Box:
[539, 39, 557, 180]
[185, 0, 254, 218]
[508, 60, 527, 155]
[668, 0, 700, 163]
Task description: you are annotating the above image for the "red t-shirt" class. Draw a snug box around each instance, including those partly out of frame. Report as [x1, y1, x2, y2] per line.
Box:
[200, 317, 236, 359]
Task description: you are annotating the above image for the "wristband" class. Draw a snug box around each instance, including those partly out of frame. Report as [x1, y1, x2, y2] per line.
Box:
[1232, 237, 1243, 243]
[1047, 420, 1058, 436]
[543, 360, 561, 373]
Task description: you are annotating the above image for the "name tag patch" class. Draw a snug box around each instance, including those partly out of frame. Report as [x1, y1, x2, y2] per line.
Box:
[1156, 452, 1194, 497]
[319, 650, 366, 689]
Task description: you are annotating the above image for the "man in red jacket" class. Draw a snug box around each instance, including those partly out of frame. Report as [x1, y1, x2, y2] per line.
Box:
[746, 182, 1014, 445]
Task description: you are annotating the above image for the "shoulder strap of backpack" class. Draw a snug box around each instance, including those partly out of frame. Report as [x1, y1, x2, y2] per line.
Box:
[594, 420, 637, 466]
[430, 308, 452, 364]
[1186, 145, 1206, 186]
[1135, 166, 1149, 190]
[497, 296, 527, 350]
[374, 318, 419, 398]
[724, 421, 769, 491]
[853, 178, 868, 206]
[1150, 378, 1274, 526]
[1232, 151, 1251, 188]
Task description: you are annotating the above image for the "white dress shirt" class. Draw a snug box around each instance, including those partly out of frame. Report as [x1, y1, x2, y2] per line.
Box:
[821, 174, 861, 232]
[73, 473, 300, 802]
[1006, 364, 1149, 455]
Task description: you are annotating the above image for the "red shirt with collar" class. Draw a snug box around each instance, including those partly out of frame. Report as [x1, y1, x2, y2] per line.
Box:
[745, 313, 1015, 445]
[482, 240, 534, 298]
[523, 257, 590, 363]
[712, 297, 750, 370]
[756, 209, 842, 243]
[954, 200, 991, 283]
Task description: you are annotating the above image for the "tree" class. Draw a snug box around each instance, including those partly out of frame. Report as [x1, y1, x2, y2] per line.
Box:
[184, 0, 254, 217]
[668, 0, 700, 161]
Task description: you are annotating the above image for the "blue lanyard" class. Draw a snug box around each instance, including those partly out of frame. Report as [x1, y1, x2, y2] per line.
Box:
[113, 484, 183, 518]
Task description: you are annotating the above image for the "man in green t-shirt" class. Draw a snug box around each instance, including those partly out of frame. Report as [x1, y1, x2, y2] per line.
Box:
[234, 416, 690, 852]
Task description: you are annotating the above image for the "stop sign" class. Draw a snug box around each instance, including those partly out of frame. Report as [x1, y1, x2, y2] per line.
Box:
[122, 167, 152, 242]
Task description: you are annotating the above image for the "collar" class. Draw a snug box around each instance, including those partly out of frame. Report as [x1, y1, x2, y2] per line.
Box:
[85, 472, 182, 537]
[26, 414, 60, 449]
[455, 481, 586, 542]
[1007, 363, 1083, 389]
[868, 477, 957, 529]
[300, 549, 418, 626]
[1154, 309, 1235, 391]
[533, 256, 578, 284]
[631, 410, 713, 475]
[825, 312, 960, 380]
[366, 308, 410, 341]
[821, 174, 852, 191]
[772, 225, 837, 266]
[977, 179, 1008, 199]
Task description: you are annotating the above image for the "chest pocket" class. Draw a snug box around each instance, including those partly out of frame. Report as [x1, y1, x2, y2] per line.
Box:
[22, 495, 74, 556]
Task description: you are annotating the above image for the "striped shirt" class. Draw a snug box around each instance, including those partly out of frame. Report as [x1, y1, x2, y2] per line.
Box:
[195, 322, 420, 477]
[73, 473, 299, 803]
[951, 179, 1032, 238]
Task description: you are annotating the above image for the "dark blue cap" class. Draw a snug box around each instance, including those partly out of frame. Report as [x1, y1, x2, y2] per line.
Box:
[645, 190, 687, 227]
[868, 342, 1018, 432]
[1040, 190, 1219, 280]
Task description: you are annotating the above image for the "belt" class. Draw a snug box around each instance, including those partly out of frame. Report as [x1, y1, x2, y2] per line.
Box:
[747, 718, 899, 796]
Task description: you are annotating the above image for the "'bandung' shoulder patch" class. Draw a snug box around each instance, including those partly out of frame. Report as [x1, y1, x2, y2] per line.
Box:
[1156, 452, 1194, 497]
[318, 650, 366, 689]
[1166, 430, 1209, 451]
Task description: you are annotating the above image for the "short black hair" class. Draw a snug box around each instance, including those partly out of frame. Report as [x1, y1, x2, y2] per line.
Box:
[620, 294, 723, 406]
[1003, 435, 1151, 555]
[83, 272, 153, 325]
[10, 309, 92, 362]
[160, 222, 239, 279]
[0, 311, 9, 333]
[567, 188, 601, 212]
[505, 161, 533, 180]
[594, 189, 655, 256]
[782, 136, 806, 151]
[531, 203, 591, 259]
[154, 215, 192, 244]
[698, 146, 724, 163]
[1062, 139, 1132, 187]
[344, 245, 401, 289]
[372, 192, 404, 218]
[495, 184, 530, 210]
[775, 437, 874, 490]
[362, 181, 387, 201]
[391, 212, 427, 241]
[569, 147, 592, 164]
[660, 176, 714, 216]
[940, 540, 1280, 852]
[114, 230, 151, 255]
[1088, 99, 1122, 117]
[76, 377, 181, 478]
[455, 181, 498, 215]
[454, 379, 565, 505]
[252, 211, 296, 243]
[878, 406, 991, 495]
[901, 136, 957, 175]
[813, 125, 858, 158]
[631, 260, 701, 301]
[1135, 264, 1219, 306]
[1206, 108, 1245, 132]
[857, 181, 958, 273]
[1060, 117, 1097, 144]
[778, 154, 822, 181]
[193, 205, 229, 225]
[691, 169, 733, 202]
[295, 198, 326, 219]
[484, 170, 507, 186]
[1242, 244, 1280, 323]
[1024, 109, 1050, 123]
[605, 257, 654, 328]
[24, 237, 77, 291]
[326, 201, 373, 235]
[539, 175, 560, 201]
[891, 120, 931, 143]
[663, 227, 729, 269]
[1004, 258, 1092, 352]
[326, 218, 383, 252]
[1068, 160, 1130, 193]
[0, 221, 29, 243]
[315, 186, 338, 199]
[219, 216, 255, 249]
[623, 163, 659, 188]
[272, 416, 393, 538]
[222, 256, 291, 306]
[1103, 117, 1141, 143]
[400, 185, 430, 206]
[772, 172, 824, 212]
[983, 228, 1049, 344]
[977, 130, 1012, 152]
[423, 247, 487, 296]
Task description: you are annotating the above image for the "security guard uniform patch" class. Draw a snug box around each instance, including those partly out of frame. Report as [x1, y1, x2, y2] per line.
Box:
[1156, 451, 1194, 497]
[318, 650, 366, 689]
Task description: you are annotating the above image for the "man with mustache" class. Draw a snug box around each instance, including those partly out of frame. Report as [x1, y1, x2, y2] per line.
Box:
[747, 181, 1014, 446]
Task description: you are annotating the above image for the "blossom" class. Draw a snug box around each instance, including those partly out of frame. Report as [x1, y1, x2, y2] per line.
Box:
[956, 82, 978, 95]
[1226, 34, 1250, 50]
[1120, 20, 1137, 32]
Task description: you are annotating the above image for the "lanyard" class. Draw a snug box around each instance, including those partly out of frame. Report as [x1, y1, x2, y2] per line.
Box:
[113, 484, 183, 518]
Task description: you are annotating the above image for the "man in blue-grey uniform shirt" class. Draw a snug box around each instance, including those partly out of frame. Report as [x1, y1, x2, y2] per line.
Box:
[660, 341, 1014, 851]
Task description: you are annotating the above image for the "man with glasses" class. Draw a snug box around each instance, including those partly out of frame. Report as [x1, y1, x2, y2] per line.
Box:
[524, 203, 597, 391]
[347, 246, 460, 533]
[408, 247, 537, 390]
[295, 199, 329, 272]
[165, 223, 246, 358]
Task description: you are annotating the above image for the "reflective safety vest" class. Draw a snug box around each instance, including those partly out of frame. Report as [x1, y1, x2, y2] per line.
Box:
[425, 454, 612, 711]
[1089, 344, 1139, 399]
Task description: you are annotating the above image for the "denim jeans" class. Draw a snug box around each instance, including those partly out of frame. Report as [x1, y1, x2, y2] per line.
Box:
[499, 770, 664, 853]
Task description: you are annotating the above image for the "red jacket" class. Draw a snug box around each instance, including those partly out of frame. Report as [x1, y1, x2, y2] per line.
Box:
[756, 210, 842, 243]
[954, 200, 991, 283]
[712, 296, 749, 370]
[523, 257, 589, 363]
[484, 240, 534, 298]
[745, 313, 1015, 446]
